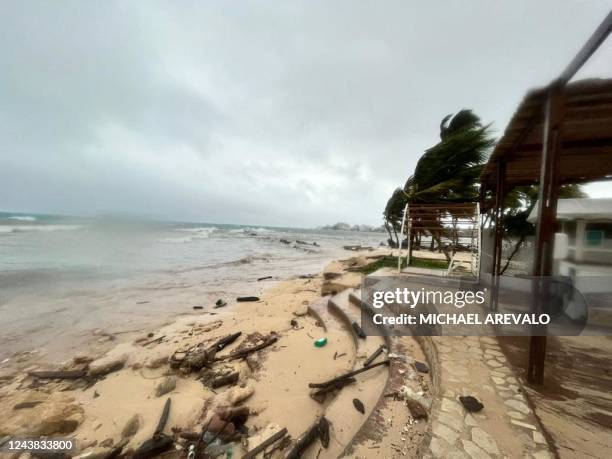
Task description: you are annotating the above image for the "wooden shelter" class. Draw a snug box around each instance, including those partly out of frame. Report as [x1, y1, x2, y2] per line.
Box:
[397, 202, 481, 277]
[480, 11, 612, 384]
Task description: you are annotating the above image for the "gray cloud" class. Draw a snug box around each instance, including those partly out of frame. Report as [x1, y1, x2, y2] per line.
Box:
[1, 0, 611, 227]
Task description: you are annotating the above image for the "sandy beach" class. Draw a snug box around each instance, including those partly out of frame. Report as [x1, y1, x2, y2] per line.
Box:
[0, 249, 433, 458]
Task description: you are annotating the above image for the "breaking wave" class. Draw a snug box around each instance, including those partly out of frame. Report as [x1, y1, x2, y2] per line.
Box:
[7, 215, 37, 222]
[157, 227, 219, 243]
[0, 224, 83, 234]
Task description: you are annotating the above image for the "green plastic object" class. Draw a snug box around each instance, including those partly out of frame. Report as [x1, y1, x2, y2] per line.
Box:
[314, 337, 328, 348]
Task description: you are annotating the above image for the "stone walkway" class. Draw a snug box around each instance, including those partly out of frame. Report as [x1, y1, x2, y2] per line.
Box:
[424, 336, 553, 459]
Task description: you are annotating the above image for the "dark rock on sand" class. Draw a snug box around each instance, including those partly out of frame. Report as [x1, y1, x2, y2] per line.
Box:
[459, 395, 484, 412]
[215, 299, 227, 308]
[414, 361, 429, 373]
[352, 398, 365, 414]
[406, 398, 428, 419]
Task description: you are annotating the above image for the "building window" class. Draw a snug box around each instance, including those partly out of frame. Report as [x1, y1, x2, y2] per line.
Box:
[585, 230, 604, 247]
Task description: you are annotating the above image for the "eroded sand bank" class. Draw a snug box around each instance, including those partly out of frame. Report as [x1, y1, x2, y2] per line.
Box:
[0, 251, 432, 458]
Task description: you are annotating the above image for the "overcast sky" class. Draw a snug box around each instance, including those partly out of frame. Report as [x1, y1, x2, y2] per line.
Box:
[1, 1, 611, 227]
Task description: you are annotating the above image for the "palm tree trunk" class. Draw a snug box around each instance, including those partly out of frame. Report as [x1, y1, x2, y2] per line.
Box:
[500, 234, 526, 275]
[384, 220, 393, 244]
[432, 232, 451, 262]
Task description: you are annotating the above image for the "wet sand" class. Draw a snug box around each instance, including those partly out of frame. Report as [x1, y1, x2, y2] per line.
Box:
[0, 251, 424, 458]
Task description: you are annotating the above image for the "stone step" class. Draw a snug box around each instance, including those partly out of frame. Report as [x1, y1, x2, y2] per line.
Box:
[314, 289, 390, 458]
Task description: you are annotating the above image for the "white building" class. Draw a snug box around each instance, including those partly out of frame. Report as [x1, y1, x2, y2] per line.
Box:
[528, 198, 612, 292]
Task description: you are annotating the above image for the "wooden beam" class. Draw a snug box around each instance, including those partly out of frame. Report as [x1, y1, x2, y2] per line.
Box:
[558, 10, 612, 85]
[490, 160, 506, 311]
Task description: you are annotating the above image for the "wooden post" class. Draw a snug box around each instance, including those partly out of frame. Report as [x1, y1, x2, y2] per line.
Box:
[528, 83, 565, 384]
[398, 203, 408, 273]
[476, 202, 482, 280]
[406, 204, 412, 267]
[490, 160, 506, 311]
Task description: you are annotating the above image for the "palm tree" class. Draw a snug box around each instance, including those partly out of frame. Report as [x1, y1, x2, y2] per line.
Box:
[402, 110, 495, 260]
[383, 187, 407, 248]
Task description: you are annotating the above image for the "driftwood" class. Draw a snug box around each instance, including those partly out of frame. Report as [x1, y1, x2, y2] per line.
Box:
[13, 401, 43, 410]
[133, 435, 173, 459]
[285, 420, 320, 459]
[285, 417, 330, 458]
[351, 321, 366, 339]
[308, 359, 390, 389]
[212, 332, 242, 352]
[105, 438, 128, 459]
[155, 398, 171, 435]
[310, 377, 356, 403]
[173, 332, 243, 372]
[363, 345, 386, 367]
[28, 370, 87, 380]
[179, 431, 200, 441]
[143, 335, 166, 346]
[237, 296, 260, 302]
[318, 417, 330, 449]
[133, 398, 173, 459]
[257, 276, 273, 281]
[243, 427, 288, 459]
[215, 335, 278, 362]
[264, 436, 291, 458]
[210, 371, 239, 388]
[343, 245, 373, 251]
[181, 347, 217, 371]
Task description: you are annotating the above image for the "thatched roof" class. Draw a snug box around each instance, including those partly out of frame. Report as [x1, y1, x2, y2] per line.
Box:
[480, 78, 612, 187]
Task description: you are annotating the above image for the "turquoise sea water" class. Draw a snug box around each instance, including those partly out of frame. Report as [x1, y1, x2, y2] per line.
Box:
[0, 211, 384, 361]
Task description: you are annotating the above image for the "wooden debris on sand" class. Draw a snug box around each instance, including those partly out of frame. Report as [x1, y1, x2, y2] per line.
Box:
[310, 377, 356, 403]
[308, 359, 390, 389]
[214, 333, 278, 362]
[363, 344, 386, 367]
[27, 370, 87, 380]
[285, 416, 331, 459]
[236, 296, 260, 302]
[133, 398, 173, 459]
[210, 371, 240, 389]
[243, 427, 288, 459]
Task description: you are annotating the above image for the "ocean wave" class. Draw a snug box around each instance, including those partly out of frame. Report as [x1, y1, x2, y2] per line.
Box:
[224, 254, 271, 265]
[0, 224, 83, 233]
[163, 254, 272, 274]
[7, 215, 37, 222]
[228, 227, 275, 235]
[158, 226, 219, 243]
[175, 227, 218, 234]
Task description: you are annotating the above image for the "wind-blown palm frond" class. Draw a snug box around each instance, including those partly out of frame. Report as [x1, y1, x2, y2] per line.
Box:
[395, 110, 494, 259]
